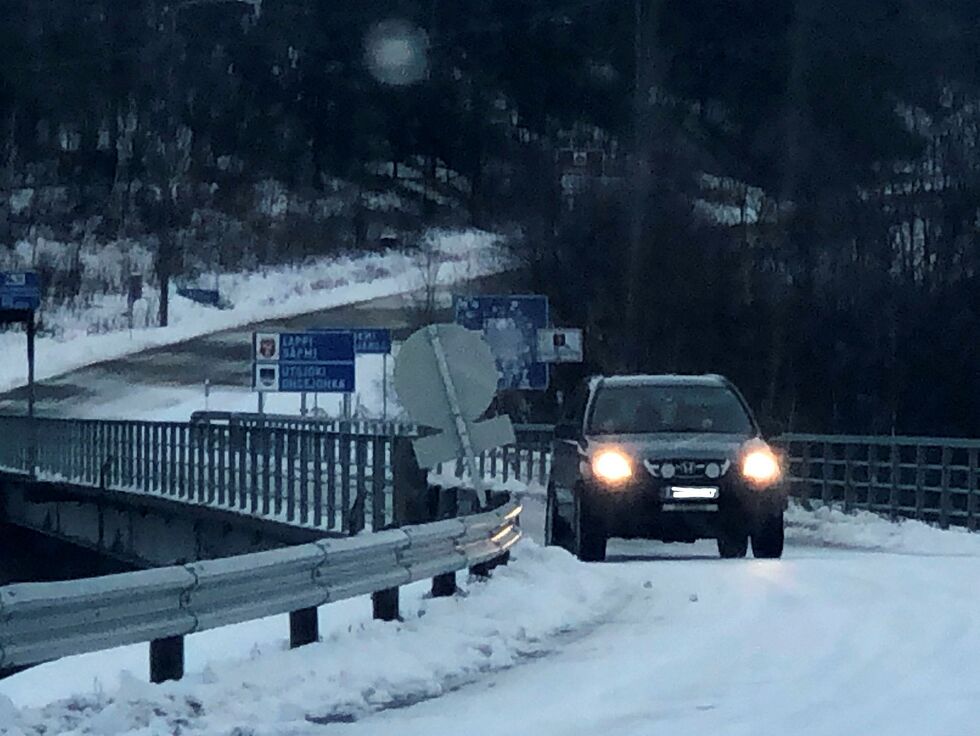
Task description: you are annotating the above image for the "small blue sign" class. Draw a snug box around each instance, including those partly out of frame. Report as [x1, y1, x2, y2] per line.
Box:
[177, 287, 221, 307]
[0, 272, 41, 311]
[353, 328, 392, 355]
[310, 328, 392, 355]
[454, 294, 550, 390]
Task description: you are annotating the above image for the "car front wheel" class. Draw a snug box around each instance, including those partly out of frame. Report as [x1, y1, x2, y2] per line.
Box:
[545, 481, 567, 549]
[574, 490, 607, 562]
[751, 510, 784, 559]
[717, 512, 749, 559]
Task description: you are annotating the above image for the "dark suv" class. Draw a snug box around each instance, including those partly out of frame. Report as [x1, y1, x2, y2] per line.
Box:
[545, 374, 786, 561]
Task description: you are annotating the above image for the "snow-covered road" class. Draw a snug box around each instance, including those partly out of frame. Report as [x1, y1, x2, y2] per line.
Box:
[332, 539, 979, 736]
[4, 499, 979, 736]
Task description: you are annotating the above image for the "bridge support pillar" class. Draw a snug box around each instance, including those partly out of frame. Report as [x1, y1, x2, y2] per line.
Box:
[372, 587, 400, 621]
[150, 635, 184, 684]
[431, 572, 456, 597]
[289, 607, 319, 648]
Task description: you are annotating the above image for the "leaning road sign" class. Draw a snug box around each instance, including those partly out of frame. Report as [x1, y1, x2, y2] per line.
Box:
[394, 323, 515, 505]
[0, 272, 41, 312]
[252, 331, 355, 393]
[537, 328, 584, 363]
[454, 294, 550, 390]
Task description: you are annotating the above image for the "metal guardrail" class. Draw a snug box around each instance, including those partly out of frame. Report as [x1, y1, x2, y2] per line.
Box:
[0, 415, 396, 534]
[0, 502, 522, 678]
[777, 434, 980, 530]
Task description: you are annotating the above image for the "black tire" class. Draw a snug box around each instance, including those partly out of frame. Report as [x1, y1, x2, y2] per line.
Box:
[717, 513, 749, 559]
[545, 481, 574, 552]
[751, 510, 785, 559]
[544, 482, 559, 546]
[574, 490, 607, 562]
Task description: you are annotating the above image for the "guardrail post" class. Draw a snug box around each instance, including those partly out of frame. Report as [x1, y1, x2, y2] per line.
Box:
[372, 588, 400, 621]
[888, 444, 900, 521]
[150, 635, 184, 683]
[432, 572, 456, 597]
[967, 449, 978, 532]
[939, 446, 952, 529]
[866, 444, 877, 510]
[392, 437, 428, 526]
[821, 442, 832, 505]
[914, 445, 926, 520]
[842, 444, 854, 512]
[289, 607, 319, 648]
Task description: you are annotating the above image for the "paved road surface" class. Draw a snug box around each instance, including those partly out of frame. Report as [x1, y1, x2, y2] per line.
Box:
[0, 279, 500, 420]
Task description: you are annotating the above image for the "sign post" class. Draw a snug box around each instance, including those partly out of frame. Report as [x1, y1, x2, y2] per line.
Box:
[1, 272, 42, 477]
[382, 353, 389, 419]
[1, 272, 41, 419]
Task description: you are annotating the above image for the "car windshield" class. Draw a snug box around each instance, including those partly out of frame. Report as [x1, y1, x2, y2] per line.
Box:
[589, 384, 754, 435]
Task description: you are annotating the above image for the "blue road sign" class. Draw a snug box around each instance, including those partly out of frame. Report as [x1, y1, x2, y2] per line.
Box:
[311, 328, 392, 355]
[253, 331, 355, 393]
[0, 272, 41, 312]
[454, 294, 550, 390]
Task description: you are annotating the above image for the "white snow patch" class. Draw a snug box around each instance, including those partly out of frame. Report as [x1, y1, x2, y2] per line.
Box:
[787, 501, 980, 556]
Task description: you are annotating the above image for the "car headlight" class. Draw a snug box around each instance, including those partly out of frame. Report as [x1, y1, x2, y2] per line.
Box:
[592, 449, 633, 485]
[741, 447, 781, 487]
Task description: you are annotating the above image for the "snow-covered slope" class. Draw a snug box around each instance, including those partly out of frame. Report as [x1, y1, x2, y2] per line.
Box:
[0, 230, 504, 395]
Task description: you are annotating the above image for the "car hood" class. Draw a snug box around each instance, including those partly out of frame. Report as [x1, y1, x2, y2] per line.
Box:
[585, 432, 757, 461]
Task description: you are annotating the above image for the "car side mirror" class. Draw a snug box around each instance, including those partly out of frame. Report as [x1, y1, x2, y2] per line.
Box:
[554, 423, 583, 442]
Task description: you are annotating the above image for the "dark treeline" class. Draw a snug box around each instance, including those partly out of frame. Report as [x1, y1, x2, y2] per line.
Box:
[0, 1, 977, 435]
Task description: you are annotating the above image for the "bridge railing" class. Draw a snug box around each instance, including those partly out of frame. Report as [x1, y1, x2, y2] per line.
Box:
[777, 434, 980, 530]
[0, 415, 398, 535]
[7, 413, 975, 532]
[191, 411, 554, 488]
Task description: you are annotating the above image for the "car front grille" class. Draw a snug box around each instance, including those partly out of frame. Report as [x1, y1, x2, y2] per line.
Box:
[643, 458, 732, 481]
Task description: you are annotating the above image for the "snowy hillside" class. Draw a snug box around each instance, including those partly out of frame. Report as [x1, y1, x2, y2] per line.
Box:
[0, 230, 505, 396]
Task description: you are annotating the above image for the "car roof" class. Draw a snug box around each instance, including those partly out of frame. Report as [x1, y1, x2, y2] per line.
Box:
[595, 374, 730, 389]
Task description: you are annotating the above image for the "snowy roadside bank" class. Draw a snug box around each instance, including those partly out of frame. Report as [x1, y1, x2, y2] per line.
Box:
[786, 500, 980, 556]
[0, 230, 505, 395]
[0, 543, 620, 735]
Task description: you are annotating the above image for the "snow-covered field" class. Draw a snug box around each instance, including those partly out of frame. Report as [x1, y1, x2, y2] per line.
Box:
[0, 229, 504, 396]
[3, 499, 979, 736]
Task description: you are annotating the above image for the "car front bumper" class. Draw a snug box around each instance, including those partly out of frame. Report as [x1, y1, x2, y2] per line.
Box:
[581, 477, 785, 541]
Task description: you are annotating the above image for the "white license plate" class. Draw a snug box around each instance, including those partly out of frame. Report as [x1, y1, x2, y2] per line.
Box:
[667, 486, 720, 500]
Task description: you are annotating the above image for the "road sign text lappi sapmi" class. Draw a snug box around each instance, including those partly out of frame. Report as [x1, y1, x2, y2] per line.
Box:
[252, 331, 355, 393]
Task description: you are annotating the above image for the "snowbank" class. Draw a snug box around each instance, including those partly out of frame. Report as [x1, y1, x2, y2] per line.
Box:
[0, 543, 619, 734]
[786, 501, 980, 556]
[0, 230, 505, 395]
